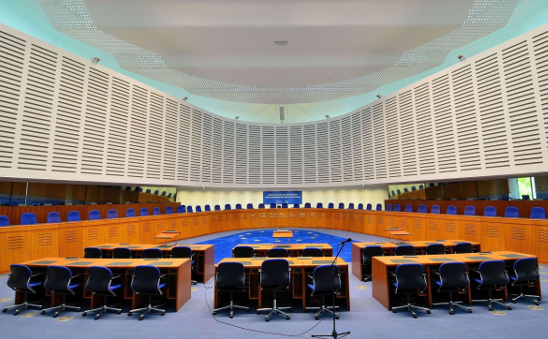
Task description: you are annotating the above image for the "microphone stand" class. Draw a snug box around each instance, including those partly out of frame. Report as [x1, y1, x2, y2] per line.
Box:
[311, 241, 350, 339]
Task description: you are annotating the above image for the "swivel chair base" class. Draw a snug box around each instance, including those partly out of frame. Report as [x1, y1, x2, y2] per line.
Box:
[257, 291, 291, 322]
[82, 296, 122, 320]
[305, 296, 340, 320]
[128, 295, 165, 321]
[510, 286, 541, 305]
[213, 291, 249, 318]
[433, 301, 472, 315]
[392, 295, 430, 318]
[473, 289, 512, 311]
[362, 271, 372, 282]
[2, 294, 42, 316]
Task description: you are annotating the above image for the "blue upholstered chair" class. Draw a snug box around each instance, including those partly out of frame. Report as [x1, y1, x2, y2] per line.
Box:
[484, 206, 497, 217]
[152, 207, 161, 215]
[47, 212, 61, 223]
[391, 264, 430, 318]
[257, 259, 292, 321]
[84, 247, 102, 259]
[304, 202, 312, 208]
[186, 206, 193, 213]
[67, 211, 81, 221]
[195, 205, 202, 212]
[304, 265, 342, 320]
[348, 203, 355, 210]
[509, 258, 541, 305]
[393, 204, 401, 212]
[338, 203, 344, 209]
[361, 246, 384, 282]
[204, 205, 211, 212]
[41, 266, 82, 317]
[301, 248, 324, 257]
[2, 264, 43, 315]
[376, 204, 382, 211]
[145, 189, 151, 194]
[293, 204, 300, 208]
[270, 203, 277, 209]
[504, 206, 519, 218]
[417, 204, 427, 213]
[431, 205, 440, 214]
[213, 262, 248, 318]
[397, 189, 401, 195]
[225, 204, 232, 210]
[268, 248, 289, 258]
[419, 185, 424, 190]
[215, 205, 221, 211]
[530, 207, 545, 219]
[366, 203, 372, 211]
[282, 203, 288, 208]
[454, 242, 473, 254]
[105, 209, 116, 219]
[21, 213, 37, 225]
[177, 205, 186, 213]
[464, 206, 476, 216]
[171, 246, 197, 285]
[235, 204, 242, 210]
[89, 210, 101, 221]
[83, 266, 123, 320]
[0, 215, 9, 226]
[432, 262, 472, 314]
[357, 203, 364, 210]
[385, 204, 393, 212]
[161, 191, 166, 196]
[328, 203, 334, 209]
[129, 265, 167, 320]
[471, 260, 512, 311]
[113, 247, 132, 259]
[394, 245, 415, 256]
[404, 188, 409, 193]
[404, 204, 413, 213]
[425, 243, 445, 255]
[140, 208, 149, 216]
[153, 190, 159, 195]
[411, 186, 416, 191]
[258, 203, 265, 209]
[166, 206, 173, 214]
[233, 246, 255, 258]
[247, 203, 254, 209]
[446, 205, 457, 215]
[141, 248, 163, 259]
[316, 202, 323, 208]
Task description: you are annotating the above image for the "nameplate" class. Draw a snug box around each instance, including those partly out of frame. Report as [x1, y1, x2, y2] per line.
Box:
[65, 257, 79, 261]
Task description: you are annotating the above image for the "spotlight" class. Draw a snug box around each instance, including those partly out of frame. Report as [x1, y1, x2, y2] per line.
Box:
[182, 97, 188, 101]
[325, 115, 330, 119]
[202, 185, 206, 189]
[457, 54, 466, 62]
[274, 41, 288, 45]
[91, 57, 101, 64]
[376, 94, 382, 99]
[235, 116, 240, 120]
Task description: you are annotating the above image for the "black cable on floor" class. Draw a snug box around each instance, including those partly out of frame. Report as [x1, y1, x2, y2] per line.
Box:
[203, 282, 327, 338]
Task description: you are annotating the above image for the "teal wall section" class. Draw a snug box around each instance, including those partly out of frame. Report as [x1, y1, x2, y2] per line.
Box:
[2, 0, 548, 123]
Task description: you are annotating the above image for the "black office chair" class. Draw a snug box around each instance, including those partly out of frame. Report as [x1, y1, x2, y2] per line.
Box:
[257, 259, 292, 321]
[454, 242, 473, 254]
[509, 258, 541, 305]
[141, 248, 163, 259]
[305, 265, 342, 320]
[82, 266, 123, 320]
[113, 247, 132, 259]
[425, 243, 445, 255]
[432, 262, 472, 314]
[84, 247, 103, 259]
[471, 260, 512, 311]
[128, 265, 167, 320]
[213, 262, 249, 318]
[41, 266, 81, 317]
[268, 248, 289, 258]
[2, 264, 43, 315]
[362, 245, 384, 282]
[171, 246, 197, 285]
[392, 263, 430, 318]
[233, 246, 255, 258]
[301, 248, 324, 257]
[394, 245, 415, 256]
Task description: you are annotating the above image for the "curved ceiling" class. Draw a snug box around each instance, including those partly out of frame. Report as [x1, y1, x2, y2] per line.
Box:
[36, 0, 520, 104]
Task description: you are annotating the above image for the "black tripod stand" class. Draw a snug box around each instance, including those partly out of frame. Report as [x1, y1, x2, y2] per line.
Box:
[311, 240, 351, 339]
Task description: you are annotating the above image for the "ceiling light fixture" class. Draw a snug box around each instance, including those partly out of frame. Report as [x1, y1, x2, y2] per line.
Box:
[91, 57, 101, 64]
[235, 116, 240, 120]
[325, 115, 330, 119]
[274, 41, 288, 45]
[376, 94, 382, 99]
[182, 97, 188, 101]
[457, 54, 466, 61]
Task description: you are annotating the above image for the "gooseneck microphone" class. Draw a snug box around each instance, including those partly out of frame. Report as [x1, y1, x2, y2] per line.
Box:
[338, 238, 352, 245]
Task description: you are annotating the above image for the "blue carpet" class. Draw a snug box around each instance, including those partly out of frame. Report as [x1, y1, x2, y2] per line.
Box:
[196, 229, 354, 263]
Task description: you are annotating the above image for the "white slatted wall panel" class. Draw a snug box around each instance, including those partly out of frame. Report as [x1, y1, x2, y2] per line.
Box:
[1, 23, 548, 187]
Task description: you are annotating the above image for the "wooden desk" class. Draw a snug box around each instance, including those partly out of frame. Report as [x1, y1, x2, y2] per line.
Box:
[233, 243, 333, 257]
[95, 243, 215, 283]
[273, 230, 293, 243]
[154, 231, 181, 246]
[19, 257, 191, 311]
[351, 240, 482, 280]
[214, 257, 350, 311]
[371, 251, 540, 310]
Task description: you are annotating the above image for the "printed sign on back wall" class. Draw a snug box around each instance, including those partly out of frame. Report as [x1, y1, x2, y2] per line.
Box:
[263, 191, 303, 205]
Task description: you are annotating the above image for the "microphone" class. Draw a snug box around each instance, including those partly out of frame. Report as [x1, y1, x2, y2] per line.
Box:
[338, 238, 352, 245]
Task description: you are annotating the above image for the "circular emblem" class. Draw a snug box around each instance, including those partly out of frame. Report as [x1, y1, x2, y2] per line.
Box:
[490, 310, 506, 316]
[57, 316, 73, 322]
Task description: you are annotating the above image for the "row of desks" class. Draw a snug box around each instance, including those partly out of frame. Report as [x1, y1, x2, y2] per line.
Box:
[232, 243, 333, 257]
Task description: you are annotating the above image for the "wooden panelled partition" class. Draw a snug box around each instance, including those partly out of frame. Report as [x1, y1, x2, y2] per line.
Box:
[386, 200, 548, 217]
[1, 208, 548, 273]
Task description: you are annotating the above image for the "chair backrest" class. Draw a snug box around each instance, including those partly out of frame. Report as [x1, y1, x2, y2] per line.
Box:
[233, 246, 255, 258]
[316, 202, 323, 208]
[214, 205, 221, 211]
[258, 203, 265, 209]
[404, 204, 413, 213]
[195, 205, 202, 212]
[366, 203, 372, 211]
[260, 259, 290, 286]
[504, 206, 519, 218]
[419, 185, 424, 190]
[152, 207, 161, 215]
[171, 246, 192, 258]
[357, 203, 364, 210]
[338, 203, 344, 209]
[417, 204, 427, 213]
[391, 190, 396, 196]
[404, 188, 409, 193]
[154, 190, 159, 195]
[0, 215, 9, 226]
[204, 205, 211, 212]
[177, 205, 186, 213]
[21, 212, 37, 225]
[113, 247, 132, 259]
[161, 191, 166, 196]
[425, 243, 445, 255]
[247, 203, 254, 209]
[395, 263, 426, 291]
[186, 206, 194, 213]
[328, 203, 334, 209]
[140, 208, 149, 216]
[67, 211, 80, 222]
[375, 203, 382, 211]
[141, 248, 163, 259]
[268, 248, 289, 258]
[484, 206, 496, 217]
[454, 242, 473, 254]
[282, 203, 288, 208]
[225, 204, 232, 210]
[126, 208, 136, 217]
[362, 246, 384, 265]
[84, 247, 103, 259]
[304, 202, 312, 208]
[145, 189, 151, 193]
[386, 204, 392, 212]
[394, 245, 415, 256]
[301, 248, 324, 257]
[45, 265, 74, 292]
[513, 257, 539, 282]
[7, 264, 34, 290]
[411, 186, 416, 191]
[464, 205, 476, 216]
[478, 260, 509, 286]
[293, 204, 300, 208]
[216, 262, 245, 288]
[235, 204, 242, 210]
[530, 207, 545, 219]
[132, 265, 162, 294]
[86, 266, 114, 294]
[430, 205, 440, 214]
[446, 205, 456, 215]
[166, 206, 173, 214]
[107, 209, 118, 219]
[397, 189, 401, 194]
[393, 204, 401, 212]
[311, 265, 341, 294]
[47, 212, 61, 223]
[89, 210, 101, 220]
[438, 262, 469, 290]
[270, 203, 276, 209]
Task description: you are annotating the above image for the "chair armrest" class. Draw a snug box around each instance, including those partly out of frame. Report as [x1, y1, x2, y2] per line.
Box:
[112, 275, 123, 280]
[471, 270, 480, 275]
[432, 271, 441, 276]
[31, 273, 42, 278]
[160, 273, 168, 279]
[389, 272, 396, 277]
[71, 274, 82, 279]
[307, 275, 314, 280]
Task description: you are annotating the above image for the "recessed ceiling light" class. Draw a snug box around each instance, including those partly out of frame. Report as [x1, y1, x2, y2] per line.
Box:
[274, 41, 288, 45]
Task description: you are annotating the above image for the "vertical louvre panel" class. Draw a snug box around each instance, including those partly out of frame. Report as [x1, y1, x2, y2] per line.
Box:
[248, 125, 261, 184]
[211, 117, 223, 183]
[0, 31, 25, 168]
[52, 57, 84, 173]
[177, 104, 191, 181]
[351, 112, 363, 181]
[106, 77, 129, 176]
[190, 109, 202, 182]
[373, 103, 387, 178]
[341, 116, 353, 182]
[201, 113, 212, 182]
[303, 124, 317, 184]
[222, 121, 234, 183]
[19, 44, 57, 171]
[398, 91, 417, 176]
[316, 123, 329, 183]
[147, 93, 163, 179]
[502, 40, 543, 166]
[276, 126, 288, 184]
[329, 120, 342, 182]
[385, 97, 401, 177]
[128, 85, 147, 177]
[414, 83, 436, 174]
[163, 98, 177, 180]
[261, 126, 275, 185]
[235, 123, 247, 184]
[432, 74, 457, 173]
[290, 125, 303, 184]
[362, 108, 374, 180]
[534, 31, 548, 141]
